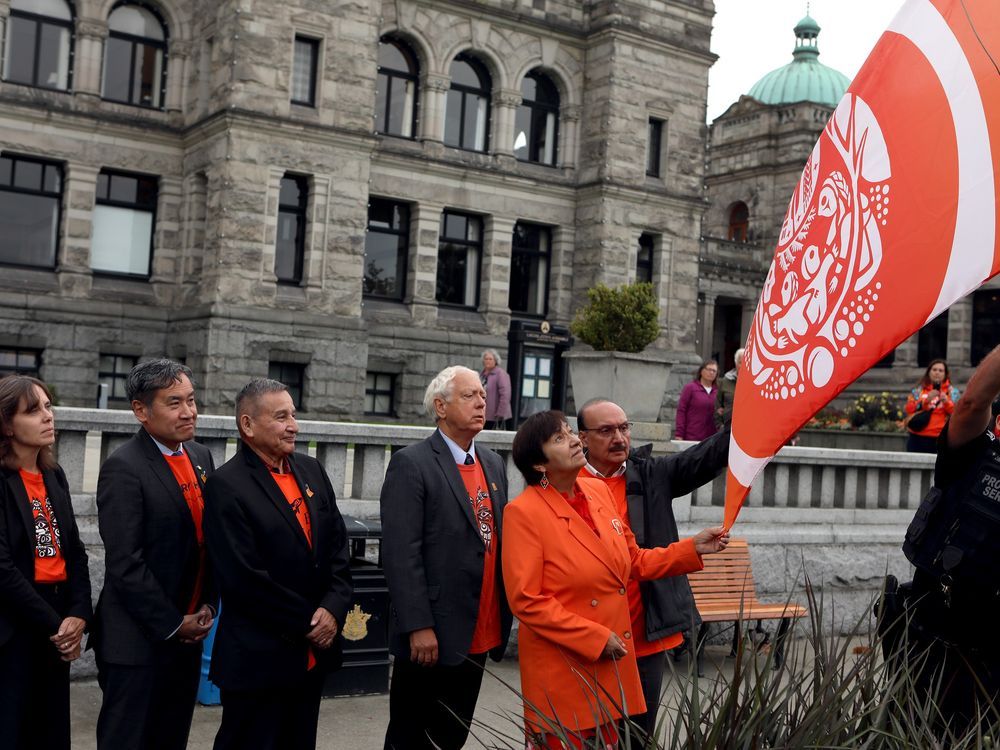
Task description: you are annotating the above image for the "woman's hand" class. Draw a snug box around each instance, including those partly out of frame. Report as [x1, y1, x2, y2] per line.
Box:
[51, 616, 86, 660]
[693, 526, 730, 555]
[602, 632, 628, 660]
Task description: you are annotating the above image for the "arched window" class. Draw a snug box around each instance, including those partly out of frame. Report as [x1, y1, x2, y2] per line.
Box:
[376, 37, 418, 138]
[513, 70, 559, 165]
[3, 0, 73, 90]
[103, 3, 167, 108]
[444, 54, 490, 152]
[727, 201, 749, 242]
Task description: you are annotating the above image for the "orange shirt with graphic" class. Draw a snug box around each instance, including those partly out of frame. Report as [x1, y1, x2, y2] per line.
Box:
[20, 469, 67, 583]
[164, 453, 206, 615]
[598, 474, 683, 657]
[458, 460, 500, 655]
[270, 470, 316, 669]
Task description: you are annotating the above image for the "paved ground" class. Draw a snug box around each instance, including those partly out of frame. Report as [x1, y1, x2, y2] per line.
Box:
[69, 650, 735, 749]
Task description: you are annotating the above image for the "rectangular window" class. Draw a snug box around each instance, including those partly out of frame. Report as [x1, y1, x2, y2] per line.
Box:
[509, 222, 551, 317]
[917, 310, 949, 367]
[636, 233, 655, 284]
[4, 9, 72, 90]
[646, 118, 663, 177]
[972, 290, 1000, 366]
[363, 199, 409, 301]
[99, 354, 137, 404]
[91, 169, 158, 276]
[364, 372, 395, 416]
[276, 175, 308, 284]
[436, 211, 481, 308]
[0, 347, 41, 377]
[268, 361, 306, 410]
[291, 36, 319, 106]
[0, 154, 62, 269]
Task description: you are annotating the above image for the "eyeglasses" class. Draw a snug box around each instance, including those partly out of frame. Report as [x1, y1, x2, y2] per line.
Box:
[580, 422, 633, 438]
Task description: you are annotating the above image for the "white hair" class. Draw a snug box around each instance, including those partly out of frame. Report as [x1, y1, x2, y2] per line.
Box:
[481, 349, 502, 367]
[423, 366, 480, 421]
[734, 348, 746, 366]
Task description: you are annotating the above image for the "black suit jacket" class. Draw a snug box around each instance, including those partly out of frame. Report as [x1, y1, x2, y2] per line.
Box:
[89, 429, 216, 665]
[380, 429, 513, 666]
[0, 464, 92, 646]
[203, 444, 353, 691]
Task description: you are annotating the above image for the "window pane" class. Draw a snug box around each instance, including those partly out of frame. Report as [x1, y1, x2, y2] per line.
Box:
[541, 111, 556, 165]
[133, 42, 162, 107]
[522, 378, 535, 398]
[363, 231, 404, 299]
[0, 193, 59, 267]
[539, 358, 551, 377]
[0, 351, 16, 368]
[5, 15, 38, 85]
[365, 372, 375, 389]
[444, 89, 463, 147]
[378, 41, 411, 73]
[103, 36, 132, 101]
[292, 38, 316, 104]
[513, 105, 530, 160]
[275, 210, 302, 282]
[13, 160, 42, 191]
[109, 174, 138, 204]
[387, 76, 414, 137]
[43, 165, 61, 194]
[12, 0, 72, 20]
[449, 58, 480, 88]
[436, 244, 472, 305]
[364, 391, 375, 413]
[108, 6, 164, 40]
[0, 157, 11, 186]
[466, 216, 481, 242]
[90, 204, 153, 274]
[443, 212, 466, 241]
[37, 22, 70, 89]
[537, 380, 550, 399]
[279, 177, 303, 207]
[465, 95, 487, 151]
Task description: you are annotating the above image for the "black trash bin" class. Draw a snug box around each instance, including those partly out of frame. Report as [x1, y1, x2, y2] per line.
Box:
[324, 516, 390, 697]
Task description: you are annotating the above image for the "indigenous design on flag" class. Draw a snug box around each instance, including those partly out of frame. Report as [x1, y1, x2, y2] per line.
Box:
[725, 0, 999, 529]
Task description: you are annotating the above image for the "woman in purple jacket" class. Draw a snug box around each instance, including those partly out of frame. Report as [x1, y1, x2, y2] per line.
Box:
[675, 360, 720, 441]
[480, 349, 513, 429]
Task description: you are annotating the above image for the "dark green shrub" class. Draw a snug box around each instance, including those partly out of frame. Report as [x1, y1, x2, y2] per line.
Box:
[570, 282, 660, 353]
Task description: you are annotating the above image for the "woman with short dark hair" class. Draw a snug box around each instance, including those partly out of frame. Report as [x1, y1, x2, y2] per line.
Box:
[0, 376, 92, 750]
[503, 410, 728, 748]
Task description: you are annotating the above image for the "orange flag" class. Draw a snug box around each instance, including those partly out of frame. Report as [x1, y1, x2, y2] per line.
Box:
[725, 0, 1000, 529]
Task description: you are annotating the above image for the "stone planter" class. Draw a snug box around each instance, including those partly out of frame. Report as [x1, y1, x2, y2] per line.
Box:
[795, 428, 907, 452]
[563, 349, 672, 422]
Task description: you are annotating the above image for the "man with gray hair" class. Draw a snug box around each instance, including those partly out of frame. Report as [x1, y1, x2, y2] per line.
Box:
[381, 366, 512, 749]
[91, 359, 216, 750]
[203, 378, 352, 750]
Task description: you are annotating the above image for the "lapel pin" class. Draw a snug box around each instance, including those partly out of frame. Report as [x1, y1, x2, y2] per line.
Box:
[611, 519, 624, 535]
[197, 466, 207, 484]
[491, 482, 498, 492]
[305, 484, 314, 498]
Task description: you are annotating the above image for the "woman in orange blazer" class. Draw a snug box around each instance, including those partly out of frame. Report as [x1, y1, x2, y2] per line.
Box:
[504, 411, 728, 747]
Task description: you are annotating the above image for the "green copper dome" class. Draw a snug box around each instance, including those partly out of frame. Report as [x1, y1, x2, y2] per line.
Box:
[747, 14, 850, 107]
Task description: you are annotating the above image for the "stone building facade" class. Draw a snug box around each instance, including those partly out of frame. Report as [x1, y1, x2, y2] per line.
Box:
[699, 14, 1000, 396]
[0, 0, 716, 421]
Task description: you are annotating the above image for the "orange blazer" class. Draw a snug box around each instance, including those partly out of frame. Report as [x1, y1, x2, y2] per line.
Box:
[502, 478, 703, 734]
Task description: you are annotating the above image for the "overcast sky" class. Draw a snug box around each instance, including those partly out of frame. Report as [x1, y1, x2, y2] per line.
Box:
[706, 0, 907, 122]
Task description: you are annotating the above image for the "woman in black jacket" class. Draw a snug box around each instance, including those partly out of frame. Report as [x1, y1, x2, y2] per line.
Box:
[0, 375, 92, 750]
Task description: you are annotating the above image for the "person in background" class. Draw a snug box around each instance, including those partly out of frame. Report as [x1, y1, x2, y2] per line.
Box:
[715, 348, 744, 430]
[675, 360, 719, 441]
[503, 410, 728, 748]
[905, 359, 960, 453]
[0, 376, 92, 750]
[480, 349, 512, 430]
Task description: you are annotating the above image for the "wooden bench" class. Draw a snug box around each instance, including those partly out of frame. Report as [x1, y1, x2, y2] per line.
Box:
[686, 538, 807, 671]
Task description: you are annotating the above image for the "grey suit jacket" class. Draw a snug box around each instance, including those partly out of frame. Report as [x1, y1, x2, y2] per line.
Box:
[380, 429, 513, 666]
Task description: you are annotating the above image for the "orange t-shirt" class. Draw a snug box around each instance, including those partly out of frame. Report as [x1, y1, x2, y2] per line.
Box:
[19, 469, 67, 583]
[164, 452, 207, 615]
[458, 460, 501, 655]
[270, 469, 316, 670]
[599, 473, 684, 657]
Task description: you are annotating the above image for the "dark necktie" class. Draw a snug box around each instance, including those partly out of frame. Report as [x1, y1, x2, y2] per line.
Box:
[464, 453, 475, 465]
[171, 450, 183, 457]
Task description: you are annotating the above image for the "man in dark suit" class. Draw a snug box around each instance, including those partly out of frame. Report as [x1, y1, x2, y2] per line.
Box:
[381, 365, 512, 750]
[204, 378, 352, 750]
[91, 359, 217, 750]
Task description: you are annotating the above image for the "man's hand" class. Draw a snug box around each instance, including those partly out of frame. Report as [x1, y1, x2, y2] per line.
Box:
[195, 604, 214, 627]
[693, 526, 731, 555]
[177, 613, 212, 643]
[602, 632, 628, 660]
[306, 607, 339, 650]
[409, 627, 438, 666]
[50, 616, 86, 658]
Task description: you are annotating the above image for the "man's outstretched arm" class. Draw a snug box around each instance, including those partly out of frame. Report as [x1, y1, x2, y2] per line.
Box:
[948, 344, 1000, 449]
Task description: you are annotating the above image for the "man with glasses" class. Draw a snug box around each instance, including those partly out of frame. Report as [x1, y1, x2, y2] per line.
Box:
[576, 398, 729, 743]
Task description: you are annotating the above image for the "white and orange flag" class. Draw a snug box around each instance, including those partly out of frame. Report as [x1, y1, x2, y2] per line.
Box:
[725, 0, 1000, 529]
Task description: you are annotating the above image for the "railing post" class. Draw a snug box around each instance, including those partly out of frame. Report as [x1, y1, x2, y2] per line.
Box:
[55, 429, 88, 495]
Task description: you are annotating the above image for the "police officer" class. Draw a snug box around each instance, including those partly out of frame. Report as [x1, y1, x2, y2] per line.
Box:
[897, 342, 1000, 735]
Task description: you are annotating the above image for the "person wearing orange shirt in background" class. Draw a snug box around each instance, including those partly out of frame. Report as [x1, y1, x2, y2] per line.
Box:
[905, 359, 961, 454]
[0, 376, 92, 750]
[577, 398, 729, 744]
[503, 411, 729, 749]
[90, 360, 216, 750]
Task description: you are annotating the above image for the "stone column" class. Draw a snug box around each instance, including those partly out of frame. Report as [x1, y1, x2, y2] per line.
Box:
[406, 201, 443, 327]
[740, 301, 756, 345]
[697, 292, 717, 360]
[560, 104, 581, 169]
[74, 19, 107, 98]
[305, 175, 331, 296]
[57, 163, 98, 298]
[150, 175, 183, 299]
[653, 236, 670, 330]
[481, 215, 515, 335]
[493, 89, 521, 159]
[547, 226, 576, 324]
[420, 74, 449, 143]
[164, 40, 192, 113]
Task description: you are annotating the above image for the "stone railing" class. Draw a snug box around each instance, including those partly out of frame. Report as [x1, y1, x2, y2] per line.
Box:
[56, 408, 926, 643]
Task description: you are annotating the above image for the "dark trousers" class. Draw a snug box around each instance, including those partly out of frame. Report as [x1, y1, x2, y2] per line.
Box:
[384, 652, 488, 750]
[621, 651, 667, 747]
[213, 669, 325, 750]
[0, 625, 71, 750]
[96, 642, 201, 750]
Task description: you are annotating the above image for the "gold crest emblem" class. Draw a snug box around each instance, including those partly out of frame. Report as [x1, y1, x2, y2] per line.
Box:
[342, 604, 371, 641]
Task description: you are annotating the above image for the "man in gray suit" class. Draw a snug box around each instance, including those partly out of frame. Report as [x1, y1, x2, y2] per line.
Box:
[381, 366, 512, 750]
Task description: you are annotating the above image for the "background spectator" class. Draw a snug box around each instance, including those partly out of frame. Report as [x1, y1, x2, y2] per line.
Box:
[480, 349, 512, 430]
[905, 359, 960, 453]
[676, 360, 719, 441]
